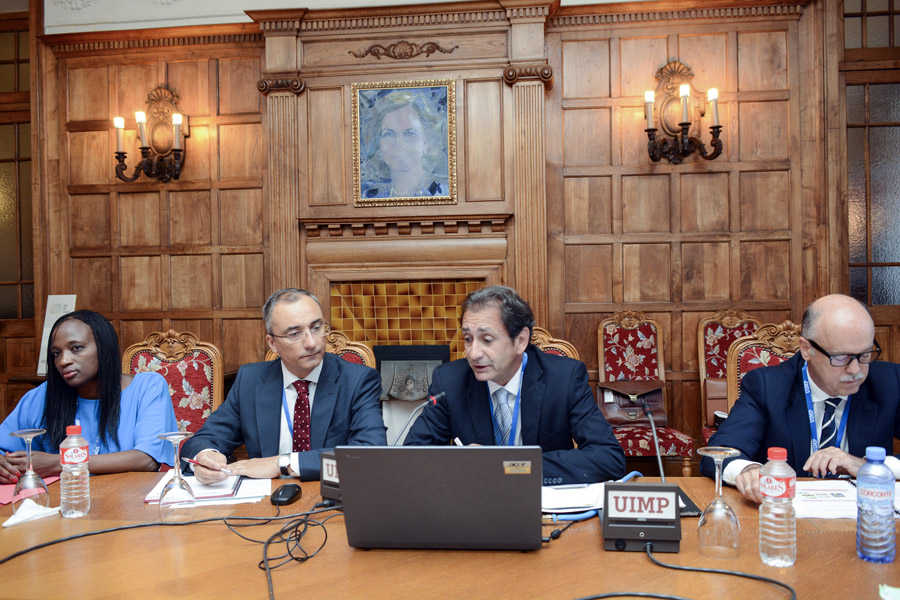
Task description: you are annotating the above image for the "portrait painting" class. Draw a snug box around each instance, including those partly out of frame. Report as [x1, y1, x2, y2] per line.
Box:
[352, 79, 457, 207]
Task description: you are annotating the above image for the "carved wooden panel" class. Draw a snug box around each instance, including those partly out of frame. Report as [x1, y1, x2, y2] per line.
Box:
[740, 241, 791, 300]
[119, 192, 161, 247]
[307, 87, 344, 206]
[565, 176, 611, 235]
[220, 189, 263, 245]
[70, 194, 110, 248]
[169, 191, 212, 246]
[120, 256, 163, 310]
[680, 173, 729, 232]
[465, 80, 503, 201]
[219, 123, 262, 180]
[170, 255, 213, 309]
[219, 58, 261, 115]
[678, 34, 728, 94]
[622, 175, 670, 233]
[67, 131, 107, 185]
[620, 37, 668, 97]
[738, 101, 789, 161]
[682, 242, 731, 300]
[564, 108, 610, 166]
[67, 67, 108, 121]
[623, 244, 671, 302]
[180, 125, 211, 181]
[740, 171, 790, 231]
[562, 40, 609, 99]
[168, 60, 210, 117]
[737, 31, 788, 91]
[566, 245, 613, 302]
[222, 318, 266, 370]
[72, 257, 113, 311]
[221, 254, 265, 309]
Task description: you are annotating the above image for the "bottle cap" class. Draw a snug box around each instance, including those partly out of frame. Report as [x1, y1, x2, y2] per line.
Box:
[865, 446, 886, 461]
[767, 447, 787, 461]
[66, 425, 82, 435]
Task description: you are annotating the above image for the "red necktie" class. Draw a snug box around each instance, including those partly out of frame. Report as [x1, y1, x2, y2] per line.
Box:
[291, 379, 311, 452]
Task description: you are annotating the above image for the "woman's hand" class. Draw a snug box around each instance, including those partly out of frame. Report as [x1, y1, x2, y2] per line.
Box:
[6, 451, 62, 479]
[0, 453, 22, 484]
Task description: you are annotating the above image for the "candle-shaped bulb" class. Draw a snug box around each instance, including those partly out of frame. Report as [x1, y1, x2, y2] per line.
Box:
[680, 84, 690, 123]
[135, 111, 148, 147]
[172, 113, 183, 150]
[708, 88, 720, 127]
[644, 91, 655, 129]
[113, 117, 124, 153]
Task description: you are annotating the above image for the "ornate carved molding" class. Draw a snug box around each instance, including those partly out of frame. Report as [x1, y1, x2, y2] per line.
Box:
[257, 76, 306, 96]
[505, 5, 550, 21]
[300, 10, 508, 32]
[301, 216, 509, 238]
[549, 4, 803, 28]
[503, 64, 553, 89]
[349, 40, 458, 60]
[47, 32, 262, 53]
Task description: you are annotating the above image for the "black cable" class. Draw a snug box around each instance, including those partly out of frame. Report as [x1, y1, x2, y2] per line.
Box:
[574, 594, 691, 600]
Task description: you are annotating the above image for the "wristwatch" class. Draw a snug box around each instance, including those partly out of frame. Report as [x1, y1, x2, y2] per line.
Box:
[278, 453, 292, 477]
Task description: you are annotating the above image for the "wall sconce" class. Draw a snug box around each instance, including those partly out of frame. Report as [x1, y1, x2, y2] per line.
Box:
[644, 61, 722, 164]
[114, 87, 188, 183]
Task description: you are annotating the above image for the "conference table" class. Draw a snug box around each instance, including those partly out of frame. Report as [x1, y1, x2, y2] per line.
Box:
[1, 473, 897, 600]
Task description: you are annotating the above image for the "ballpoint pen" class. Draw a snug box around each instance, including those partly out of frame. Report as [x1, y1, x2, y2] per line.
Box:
[183, 457, 233, 475]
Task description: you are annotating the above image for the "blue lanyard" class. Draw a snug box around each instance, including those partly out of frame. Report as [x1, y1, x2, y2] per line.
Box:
[491, 352, 527, 446]
[801, 362, 851, 453]
[281, 387, 294, 439]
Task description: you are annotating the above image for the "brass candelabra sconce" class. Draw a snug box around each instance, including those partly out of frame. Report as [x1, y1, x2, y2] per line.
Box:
[644, 61, 722, 164]
[114, 87, 188, 183]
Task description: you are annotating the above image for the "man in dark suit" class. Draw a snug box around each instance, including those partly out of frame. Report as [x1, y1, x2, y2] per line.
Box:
[702, 294, 900, 502]
[183, 289, 386, 482]
[404, 286, 625, 485]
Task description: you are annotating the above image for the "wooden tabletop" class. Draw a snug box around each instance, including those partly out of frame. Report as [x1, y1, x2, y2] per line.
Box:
[1, 474, 896, 600]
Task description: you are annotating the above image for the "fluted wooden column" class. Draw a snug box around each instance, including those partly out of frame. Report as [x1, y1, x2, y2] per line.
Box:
[265, 91, 301, 290]
[512, 81, 548, 325]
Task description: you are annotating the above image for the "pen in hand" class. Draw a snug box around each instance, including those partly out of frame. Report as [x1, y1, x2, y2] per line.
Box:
[183, 457, 233, 475]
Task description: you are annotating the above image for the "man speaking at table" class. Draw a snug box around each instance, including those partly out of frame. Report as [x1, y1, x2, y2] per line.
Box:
[404, 286, 625, 484]
[183, 289, 386, 482]
[702, 294, 900, 502]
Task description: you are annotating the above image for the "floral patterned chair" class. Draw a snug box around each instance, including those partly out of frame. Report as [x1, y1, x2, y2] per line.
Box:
[265, 328, 376, 368]
[726, 320, 801, 412]
[698, 310, 760, 443]
[121, 330, 223, 435]
[530, 326, 580, 360]
[598, 311, 694, 477]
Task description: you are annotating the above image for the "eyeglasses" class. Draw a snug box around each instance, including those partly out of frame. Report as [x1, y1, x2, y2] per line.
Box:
[806, 338, 881, 367]
[268, 322, 328, 343]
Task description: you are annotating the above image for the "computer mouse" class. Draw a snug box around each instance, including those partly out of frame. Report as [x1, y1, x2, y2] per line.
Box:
[270, 483, 302, 506]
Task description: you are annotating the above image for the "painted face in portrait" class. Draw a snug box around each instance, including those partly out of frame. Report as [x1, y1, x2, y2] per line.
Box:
[379, 105, 427, 179]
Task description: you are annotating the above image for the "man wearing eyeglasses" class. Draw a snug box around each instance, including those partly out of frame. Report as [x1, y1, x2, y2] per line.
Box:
[702, 294, 900, 502]
[183, 288, 386, 482]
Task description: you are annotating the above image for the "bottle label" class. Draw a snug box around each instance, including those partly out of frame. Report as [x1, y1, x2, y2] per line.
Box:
[760, 474, 795, 499]
[61, 445, 89, 465]
[859, 485, 893, 503]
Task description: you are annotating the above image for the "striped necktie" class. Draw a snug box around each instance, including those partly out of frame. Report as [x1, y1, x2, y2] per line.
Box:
[493, 388, 512, 445]
[819, 397, 841, 449]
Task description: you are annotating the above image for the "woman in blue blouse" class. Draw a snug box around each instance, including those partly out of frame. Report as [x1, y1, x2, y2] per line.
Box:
[0, 310, 177, 483]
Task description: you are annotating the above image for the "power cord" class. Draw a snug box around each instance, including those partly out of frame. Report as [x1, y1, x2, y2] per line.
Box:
[571, 542, 797, 600]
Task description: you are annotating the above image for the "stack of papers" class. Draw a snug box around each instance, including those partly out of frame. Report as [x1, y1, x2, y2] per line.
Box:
[542, 483, 605, 513]
[793, 480, 900, 519]
[144, 472, 271, 506]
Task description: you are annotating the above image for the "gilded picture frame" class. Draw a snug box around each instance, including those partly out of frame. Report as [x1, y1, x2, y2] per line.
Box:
[352, 79, 457, 207]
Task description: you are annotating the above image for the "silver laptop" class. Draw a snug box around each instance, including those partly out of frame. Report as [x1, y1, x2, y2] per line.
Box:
[335, 446, 543, 551]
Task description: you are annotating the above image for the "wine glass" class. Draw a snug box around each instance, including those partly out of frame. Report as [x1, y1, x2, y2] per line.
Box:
[697, 446, 742, 558]
[157, 431, 195, 522]
[9, 429, 51, 513]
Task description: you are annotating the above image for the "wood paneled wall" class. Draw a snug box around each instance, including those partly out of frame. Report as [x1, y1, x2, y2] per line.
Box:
[34, 30, 267, 372]
[20, 1, 844, 440]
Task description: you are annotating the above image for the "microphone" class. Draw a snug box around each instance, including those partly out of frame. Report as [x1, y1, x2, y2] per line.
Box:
[642, 398, 666, 483]
[390, 392, 446, 446]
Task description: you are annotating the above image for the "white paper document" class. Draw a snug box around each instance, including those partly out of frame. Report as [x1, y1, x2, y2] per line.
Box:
[144, 472, 271, 505]
[542, 483, 605, 513]
[793, 480, 900, 519]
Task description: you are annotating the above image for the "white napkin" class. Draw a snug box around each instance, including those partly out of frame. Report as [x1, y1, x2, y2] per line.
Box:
[3, 498, 61, 527]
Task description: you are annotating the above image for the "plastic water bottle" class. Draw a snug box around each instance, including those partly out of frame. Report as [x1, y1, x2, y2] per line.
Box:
[758, 446, 796, 567]
[856, 446, 896, 563]
[59, 425, 90, 518]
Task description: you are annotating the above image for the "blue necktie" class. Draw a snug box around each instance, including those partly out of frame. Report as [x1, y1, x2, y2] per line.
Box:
[819, 397, 841, 449]
[493, 388, 512, 445]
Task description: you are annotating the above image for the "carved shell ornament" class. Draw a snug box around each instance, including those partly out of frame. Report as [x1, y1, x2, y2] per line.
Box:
[349, 40, 458, 60]
[655, 61, 695, 97]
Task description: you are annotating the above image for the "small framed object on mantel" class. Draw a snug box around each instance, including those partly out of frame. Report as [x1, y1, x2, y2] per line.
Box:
[352, 79, 457, 207]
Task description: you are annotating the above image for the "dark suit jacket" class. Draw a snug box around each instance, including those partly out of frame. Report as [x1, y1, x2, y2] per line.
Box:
[182, 353, 387, 480]
[701, 353, 900, 478]
[404, 345, 626, 485]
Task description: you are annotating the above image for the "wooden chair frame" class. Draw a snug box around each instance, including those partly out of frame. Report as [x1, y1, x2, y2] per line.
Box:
[697, 310, 761, 426]
[725, 320, 801, 412]
[265, 328, 376, 369]
[121, 329, 224, 412]
[530, 326, 580, 360]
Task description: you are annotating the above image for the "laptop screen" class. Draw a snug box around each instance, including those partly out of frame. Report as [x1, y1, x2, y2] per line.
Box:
[335, 446, 543, 551]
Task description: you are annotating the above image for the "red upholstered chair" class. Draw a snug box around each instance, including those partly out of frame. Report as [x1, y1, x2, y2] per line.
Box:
[530, 326, 580, 360]
[121, 330, 224, 434]
[698, 310, 760, 444]
[598, 311, 694, 477]
[726, 320, 801, 412]
[265, 328, 376, 368]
